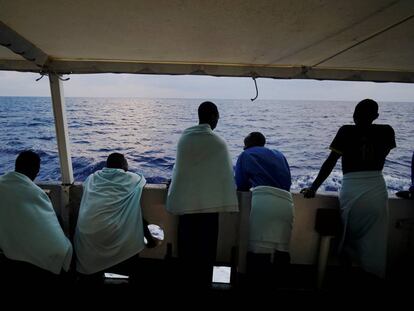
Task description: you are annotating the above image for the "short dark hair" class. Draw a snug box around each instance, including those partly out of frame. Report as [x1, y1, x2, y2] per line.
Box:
[244, 132, 266, 149]
[198, 101, 218, 122]
[106, 153, 127, 170]
[354, 99, 379, 123]
[15, 150, 40, 179]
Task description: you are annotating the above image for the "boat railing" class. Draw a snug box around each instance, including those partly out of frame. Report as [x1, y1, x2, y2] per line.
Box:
[38, 182, 414, 284]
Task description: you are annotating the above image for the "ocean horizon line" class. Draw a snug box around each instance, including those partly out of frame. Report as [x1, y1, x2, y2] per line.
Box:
[0, 96, 412, 104]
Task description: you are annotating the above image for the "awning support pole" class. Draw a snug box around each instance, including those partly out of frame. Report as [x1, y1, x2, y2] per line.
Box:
[49, 73, 74, 185]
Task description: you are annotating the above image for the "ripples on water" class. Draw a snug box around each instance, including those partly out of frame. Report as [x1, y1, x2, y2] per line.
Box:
[0, 97, 412, 192]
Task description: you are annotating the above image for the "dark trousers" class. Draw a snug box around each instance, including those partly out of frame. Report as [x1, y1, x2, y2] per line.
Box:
[177, 213, 219, 288]
[246, 250, 291, 288]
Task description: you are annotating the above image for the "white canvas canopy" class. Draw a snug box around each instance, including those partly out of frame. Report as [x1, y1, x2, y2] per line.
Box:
[0, 0, 413, 82]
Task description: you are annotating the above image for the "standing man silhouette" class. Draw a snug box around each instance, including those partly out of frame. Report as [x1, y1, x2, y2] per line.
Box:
[301, 99, 396, 278]
[166, 101, 238, 289]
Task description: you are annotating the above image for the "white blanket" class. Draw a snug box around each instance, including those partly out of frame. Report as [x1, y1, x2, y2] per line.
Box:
[75, 168, 146, 274]
[339, 171, 388, 278]
[249, 186, 294, 253]
[0, 172, 72, 274]
[166, 124, 238, 215]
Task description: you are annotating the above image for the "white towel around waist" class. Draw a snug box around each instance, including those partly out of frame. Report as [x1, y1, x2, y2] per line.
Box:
[249, 186, 294, 253]
[339, 171, 388, 278]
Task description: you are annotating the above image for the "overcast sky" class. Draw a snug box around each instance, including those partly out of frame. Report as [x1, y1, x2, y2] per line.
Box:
[1, 71, 414, 102]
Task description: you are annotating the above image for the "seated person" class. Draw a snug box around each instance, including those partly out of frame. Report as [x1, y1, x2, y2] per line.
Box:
[0, 150, 73, 278]
[74, 153, 156, 281]
[396, 151, 414, 199]
[235, 132, 293, 282]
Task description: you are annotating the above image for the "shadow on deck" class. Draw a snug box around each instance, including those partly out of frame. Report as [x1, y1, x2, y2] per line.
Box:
[2, 256, 412, 301]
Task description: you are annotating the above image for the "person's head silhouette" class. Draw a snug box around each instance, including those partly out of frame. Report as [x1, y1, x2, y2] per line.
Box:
[198, 101, 219, 130]
[353, 99, 379, 126]
[244, 132, 266, 150]
[106, 152, 128, 171]
[15, 150, 40, 181]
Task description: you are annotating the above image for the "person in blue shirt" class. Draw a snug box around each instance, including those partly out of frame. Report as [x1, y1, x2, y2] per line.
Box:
[235, 132, 291, 191]
[235, 132, 293, 287]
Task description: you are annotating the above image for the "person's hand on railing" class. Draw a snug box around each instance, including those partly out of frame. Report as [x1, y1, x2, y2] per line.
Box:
[143, 218, 162, 248]
[300, 187, 316, 198]
[396, 190, 413, 199]
[165, 178, 172, 190]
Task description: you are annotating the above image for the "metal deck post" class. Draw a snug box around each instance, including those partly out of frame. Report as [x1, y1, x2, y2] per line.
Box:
[49, 73, 73, 235]
[49, 73, 74, 185]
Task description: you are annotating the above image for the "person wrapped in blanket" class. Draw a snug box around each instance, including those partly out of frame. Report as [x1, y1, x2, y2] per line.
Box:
[75, 153, 157, 283]
[0, 150, 72, 283]
[166, 101, 238, 289]
[301, 99, 396, 279]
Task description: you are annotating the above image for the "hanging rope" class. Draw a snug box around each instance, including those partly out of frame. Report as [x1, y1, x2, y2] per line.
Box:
[35, 72, 47, 81]
[35, 71, 70, 82]
[250, 77, 258, 101]
[58, 75, 70, 81]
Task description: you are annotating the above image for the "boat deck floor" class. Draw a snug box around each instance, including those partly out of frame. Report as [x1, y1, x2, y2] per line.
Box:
[2, 257, 412, 299]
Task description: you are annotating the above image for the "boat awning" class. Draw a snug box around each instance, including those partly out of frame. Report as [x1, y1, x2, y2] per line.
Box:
[1, 0, 414, 83]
